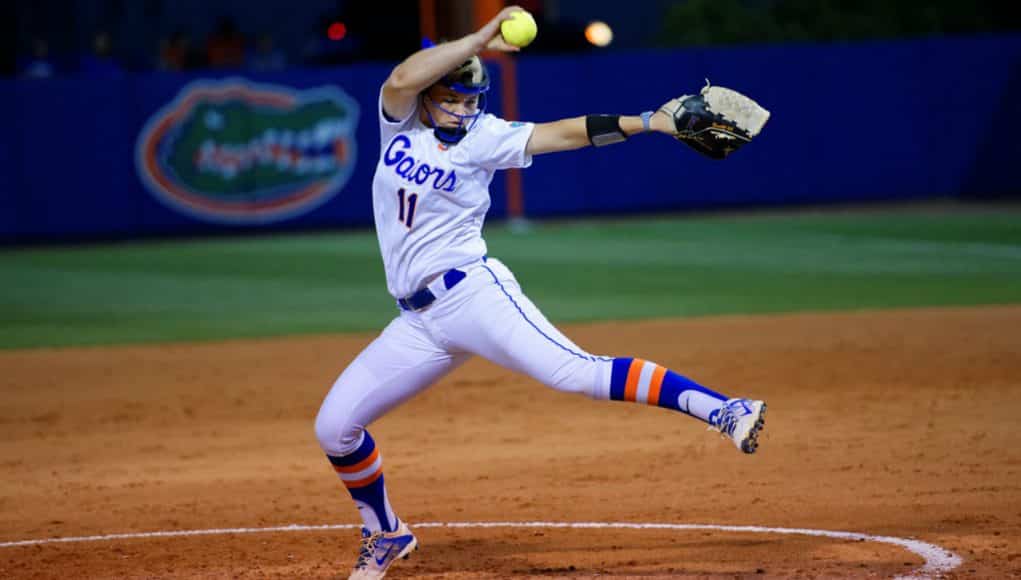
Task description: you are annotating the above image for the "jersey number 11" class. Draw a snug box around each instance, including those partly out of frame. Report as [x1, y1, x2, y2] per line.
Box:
[397, 188, 419, 229]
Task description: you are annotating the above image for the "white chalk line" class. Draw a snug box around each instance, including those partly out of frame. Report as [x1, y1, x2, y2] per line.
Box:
[0, 521, 961, 579]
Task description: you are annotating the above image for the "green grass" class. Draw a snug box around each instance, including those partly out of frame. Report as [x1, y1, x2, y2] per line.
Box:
[2, 208, 1020, 349]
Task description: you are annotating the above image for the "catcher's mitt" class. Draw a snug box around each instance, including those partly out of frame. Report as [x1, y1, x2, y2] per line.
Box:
[660, 81, 770, 159]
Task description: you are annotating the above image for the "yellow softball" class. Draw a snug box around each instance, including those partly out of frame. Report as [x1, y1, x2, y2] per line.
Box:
[500, 10, 538, 48]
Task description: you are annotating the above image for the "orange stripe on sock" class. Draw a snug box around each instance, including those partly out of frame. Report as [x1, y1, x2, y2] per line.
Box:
[343, 468, 383, 489]
[624, 359, 645, 402]
[647, 364, 666, 406]
[333, 447, 380, 474]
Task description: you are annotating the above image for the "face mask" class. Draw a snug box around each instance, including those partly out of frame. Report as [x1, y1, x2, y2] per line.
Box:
[424, 93, 487, 145]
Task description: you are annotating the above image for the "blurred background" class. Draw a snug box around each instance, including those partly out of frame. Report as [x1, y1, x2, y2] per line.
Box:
[3, 0, 1020, 242]
[9, 0, 1021, 73]
[2, 0, 1021, 348]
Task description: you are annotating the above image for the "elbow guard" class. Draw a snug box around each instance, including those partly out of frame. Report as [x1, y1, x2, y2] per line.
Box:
[586, 115, 627, 147]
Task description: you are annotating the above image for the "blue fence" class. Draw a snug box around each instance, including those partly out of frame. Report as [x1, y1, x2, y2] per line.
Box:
[2, 35, 1019, 242]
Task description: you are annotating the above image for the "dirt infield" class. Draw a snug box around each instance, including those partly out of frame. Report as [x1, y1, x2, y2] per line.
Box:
[2, 306, 1019, 579]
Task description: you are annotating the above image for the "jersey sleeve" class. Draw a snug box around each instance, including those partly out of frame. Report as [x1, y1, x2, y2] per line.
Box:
[470, 114, 536, 170]
[378, 86, 417, 145]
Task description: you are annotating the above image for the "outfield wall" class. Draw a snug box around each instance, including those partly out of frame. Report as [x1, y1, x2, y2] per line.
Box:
[2, 35, 1019, 241]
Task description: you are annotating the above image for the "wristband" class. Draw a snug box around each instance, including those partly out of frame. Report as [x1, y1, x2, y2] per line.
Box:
[640, 111, 654, 132]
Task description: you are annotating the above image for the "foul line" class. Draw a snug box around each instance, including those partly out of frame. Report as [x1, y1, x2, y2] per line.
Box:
[0, 521, 960, 579]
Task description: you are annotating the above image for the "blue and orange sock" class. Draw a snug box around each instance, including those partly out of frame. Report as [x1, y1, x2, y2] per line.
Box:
[608, 358, 728, 425]
[326, 430, 397, 533]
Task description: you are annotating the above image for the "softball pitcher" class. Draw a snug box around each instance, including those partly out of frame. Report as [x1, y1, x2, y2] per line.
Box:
[314, 6, 770, 578]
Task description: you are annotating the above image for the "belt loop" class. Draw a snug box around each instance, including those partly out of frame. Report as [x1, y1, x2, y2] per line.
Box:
[442, 268, 467, 290]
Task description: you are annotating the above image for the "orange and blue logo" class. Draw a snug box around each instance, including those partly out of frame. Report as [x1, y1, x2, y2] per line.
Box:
[135, 77, 359, 223]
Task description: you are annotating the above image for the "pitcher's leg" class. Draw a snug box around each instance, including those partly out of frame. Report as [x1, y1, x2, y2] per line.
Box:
[443, 259, 766, 452]
[314, 314, 469, 532]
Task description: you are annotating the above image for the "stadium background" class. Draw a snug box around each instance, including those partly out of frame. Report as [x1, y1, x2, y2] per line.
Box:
[2, 1, 1021, 578]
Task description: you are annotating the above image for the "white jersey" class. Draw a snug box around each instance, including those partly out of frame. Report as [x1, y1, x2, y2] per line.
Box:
[372, 89, 535, 299]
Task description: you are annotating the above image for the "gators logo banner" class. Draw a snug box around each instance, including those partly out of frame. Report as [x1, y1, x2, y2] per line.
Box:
[136, 77, 359, 224]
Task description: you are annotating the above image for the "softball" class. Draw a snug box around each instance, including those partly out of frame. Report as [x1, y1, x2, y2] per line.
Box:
[500, 10, 537, 48]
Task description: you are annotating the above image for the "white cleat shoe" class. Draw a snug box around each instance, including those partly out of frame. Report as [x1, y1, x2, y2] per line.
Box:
[348, 521, 418, 580]
[712, 398, 767, 453]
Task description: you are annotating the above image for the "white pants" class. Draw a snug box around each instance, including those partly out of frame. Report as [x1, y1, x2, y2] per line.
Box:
[315, 258, 615, 456]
